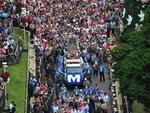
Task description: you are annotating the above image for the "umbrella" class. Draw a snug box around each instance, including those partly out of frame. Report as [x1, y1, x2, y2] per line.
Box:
[0, 12, 8, 18]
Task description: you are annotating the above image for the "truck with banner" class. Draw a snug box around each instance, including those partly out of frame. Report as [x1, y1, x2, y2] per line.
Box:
[63, 37, 84, 85]
[64, 58, 84, 85]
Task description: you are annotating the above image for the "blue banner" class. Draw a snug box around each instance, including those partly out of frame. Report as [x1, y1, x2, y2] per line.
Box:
[66, 73, 82, 85]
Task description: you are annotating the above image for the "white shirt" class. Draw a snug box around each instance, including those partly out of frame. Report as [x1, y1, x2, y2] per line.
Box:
[9, 103, 14, 110]
[103, 95, 109, 103]
[84, 104, 89, 113]
[100, 92, 105, 99]
[52, 105, 59, 113]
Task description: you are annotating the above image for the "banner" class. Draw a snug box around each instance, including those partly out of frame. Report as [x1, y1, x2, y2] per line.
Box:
[66, 73, 82, 85]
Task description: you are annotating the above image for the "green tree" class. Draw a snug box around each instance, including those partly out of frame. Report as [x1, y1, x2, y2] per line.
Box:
[123, 0, 144, 26]
[120, 0, 147, 42]
[111, 7, 150, 108]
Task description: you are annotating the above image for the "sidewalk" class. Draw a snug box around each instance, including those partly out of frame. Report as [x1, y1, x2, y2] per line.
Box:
[28, 44, 36, 76]
[91, 64, 112, 113]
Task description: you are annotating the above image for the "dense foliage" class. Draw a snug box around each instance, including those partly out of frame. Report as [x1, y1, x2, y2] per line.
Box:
[111, 2, 150, 108]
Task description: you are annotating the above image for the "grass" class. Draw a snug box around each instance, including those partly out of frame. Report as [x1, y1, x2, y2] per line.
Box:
[3, 52, 28, 113]
[132, 100, 146, 113]
[0, 52, 28, 113]
[0, 28, 29, 113]
[12, 28, 29, 49]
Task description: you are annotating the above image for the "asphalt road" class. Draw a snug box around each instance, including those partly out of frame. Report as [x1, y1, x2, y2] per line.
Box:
[91, 64, 112, 113]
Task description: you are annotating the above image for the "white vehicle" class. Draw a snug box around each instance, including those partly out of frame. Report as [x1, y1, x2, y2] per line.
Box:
[64, 58, 84, 85]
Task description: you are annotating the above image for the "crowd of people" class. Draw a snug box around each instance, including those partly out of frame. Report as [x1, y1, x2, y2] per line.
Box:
[0, 0, 19, 64]
[51, 83, 109, 113]
[29, 75, 110, 113]
[24, 0, 123, 113]
[0, 0, 124, 112]
[29, 76, 54, 113]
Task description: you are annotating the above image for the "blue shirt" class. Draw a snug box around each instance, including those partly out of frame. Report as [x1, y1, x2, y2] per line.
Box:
[83, 88, 89, 95]
[99, 64, 104, 72]
[0, 26, 4, 33]
[56, 55, 63, 68]
[73, 89, 80, 95]
[88, 65, 92, 75]
[88, 88, 94, 95]
[62, 92, 68, 100]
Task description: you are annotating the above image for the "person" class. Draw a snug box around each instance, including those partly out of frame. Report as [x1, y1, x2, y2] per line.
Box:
[89, 96, 95, 113]
[7, 101, 16, 113]
[101, 101, 108, 113]
[84, 102, 89, 113]
[0, 70, 9, 82]
[98, 64, 105, 82]
[83, 78, 90, 88]
[83, 61, 90, 74]
[83, 86, 89, 96]
[52, 103, 59, 113]
[93, 58, 99, 77]
[87, 62, 93, 82]
[73, 86, 80, 96]
[103, 93, 109, 104]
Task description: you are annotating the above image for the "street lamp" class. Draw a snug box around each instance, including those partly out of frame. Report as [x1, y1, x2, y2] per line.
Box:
[2, 62, 8, 72]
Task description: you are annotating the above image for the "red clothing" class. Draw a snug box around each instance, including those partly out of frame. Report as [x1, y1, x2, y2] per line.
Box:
[0, 7, 2, 13]
[76, 102, 84, 110]
[102, 31, 107, 35]
[115, 3, 121, 9]
[39, 85, 46, 92]
[93, 21, 98, 26]
[0, 71, 9, 82]
[27, 0, 32, 5]
[65, 108, 71, 113]
[41, 0, 48, 3]
[102, 15, 107, 21]
[104, 45, 110, 50]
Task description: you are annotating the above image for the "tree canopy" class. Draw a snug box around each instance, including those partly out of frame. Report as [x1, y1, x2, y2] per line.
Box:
[111, 4, 150, 108]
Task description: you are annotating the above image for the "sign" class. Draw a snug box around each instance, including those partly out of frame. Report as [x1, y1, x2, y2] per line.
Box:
[67, 73, 82, 85]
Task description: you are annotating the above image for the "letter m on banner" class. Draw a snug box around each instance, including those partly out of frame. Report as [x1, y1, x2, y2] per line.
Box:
[67, 74, 82, 85]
